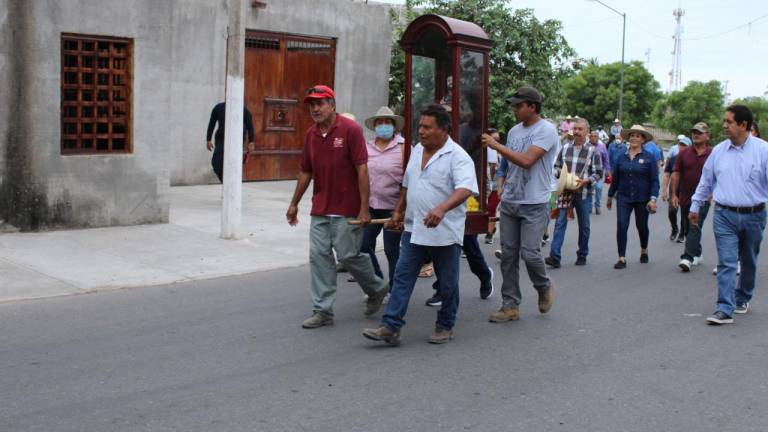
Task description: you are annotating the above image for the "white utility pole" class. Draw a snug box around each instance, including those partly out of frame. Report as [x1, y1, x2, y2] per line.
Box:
[221, 0, 247, 239]
[668, 8, 685, 92]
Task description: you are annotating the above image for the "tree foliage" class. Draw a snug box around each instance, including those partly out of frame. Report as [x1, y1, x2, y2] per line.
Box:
[652, 80, 724, 142]
[732, 96, 768, 132]
[388, 0, 577, 132]
[562, 61, 661, 130]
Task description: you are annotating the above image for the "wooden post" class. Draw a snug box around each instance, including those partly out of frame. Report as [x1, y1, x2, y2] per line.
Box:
[221, 0, 247, 239]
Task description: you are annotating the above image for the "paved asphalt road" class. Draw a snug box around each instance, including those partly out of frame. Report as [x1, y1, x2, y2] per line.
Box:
[2, 205, 767, 432]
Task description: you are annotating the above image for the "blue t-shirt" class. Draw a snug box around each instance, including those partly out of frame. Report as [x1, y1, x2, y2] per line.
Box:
[644, 141, 663, 163]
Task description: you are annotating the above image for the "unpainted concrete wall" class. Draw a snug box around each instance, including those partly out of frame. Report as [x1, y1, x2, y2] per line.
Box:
[1, 0, 172, 230]
[169, 0, 394, 185]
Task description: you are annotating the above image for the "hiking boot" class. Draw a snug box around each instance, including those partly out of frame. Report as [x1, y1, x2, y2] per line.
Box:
[364, 290, 386, 316]
[575, 256, 587, 266]
[362, 325, 401, 346]
[538, 281, 555, 314]
[544, 256, 561, 268]
[706, 311, 733, 325]
[488, 306, 520, 323]
[302, 313, 334, 329]
[428, 327, 454, 344]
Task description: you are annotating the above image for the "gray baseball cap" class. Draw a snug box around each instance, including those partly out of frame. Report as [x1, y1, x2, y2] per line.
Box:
[691, 122, 710, 133]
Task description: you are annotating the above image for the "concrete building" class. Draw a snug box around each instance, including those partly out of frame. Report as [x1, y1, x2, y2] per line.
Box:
[0, 0, 394, 231]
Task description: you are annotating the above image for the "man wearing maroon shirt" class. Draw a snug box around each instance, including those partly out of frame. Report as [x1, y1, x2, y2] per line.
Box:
[671, 122, 712, 272]
[286, 85, 388, 329]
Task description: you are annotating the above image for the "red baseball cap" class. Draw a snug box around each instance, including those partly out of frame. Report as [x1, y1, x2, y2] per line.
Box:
[303, 85, 336, 103]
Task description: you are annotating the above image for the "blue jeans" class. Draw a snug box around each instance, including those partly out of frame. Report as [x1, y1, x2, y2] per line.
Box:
[549, 194, 591, 263]
[361, 208, 402, 289]
[382, 232, 461, 331]
[593, 180, 604, 209]
[713, 206, 766, 316]
[432, 234, 491, 293]
[616, 200, 650, 257]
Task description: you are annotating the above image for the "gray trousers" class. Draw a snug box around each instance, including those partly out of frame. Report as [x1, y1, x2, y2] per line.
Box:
[499, 201, 551, 308]
[310, 216, 388, 317]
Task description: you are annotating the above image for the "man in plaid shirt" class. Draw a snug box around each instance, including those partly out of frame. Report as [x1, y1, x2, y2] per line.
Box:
[545, 118, 603, 268]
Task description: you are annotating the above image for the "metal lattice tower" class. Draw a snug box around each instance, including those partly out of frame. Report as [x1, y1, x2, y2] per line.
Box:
[668, 8, 685, 92]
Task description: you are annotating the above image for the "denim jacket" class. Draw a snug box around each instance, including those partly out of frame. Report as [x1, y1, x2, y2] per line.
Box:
[608, 148, 660, 203]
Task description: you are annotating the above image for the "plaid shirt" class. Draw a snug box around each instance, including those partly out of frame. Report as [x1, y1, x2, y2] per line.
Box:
[555, 141, 604, 199]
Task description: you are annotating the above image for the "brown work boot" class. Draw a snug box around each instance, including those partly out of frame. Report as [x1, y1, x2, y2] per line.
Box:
[364, 289, 386, 317]
[301, 312, 334, 329]
[428, 327, 453, 344]
[488, 307, 520, 323]
[538, 280, 555, 314]
[362, 325, 401, 346]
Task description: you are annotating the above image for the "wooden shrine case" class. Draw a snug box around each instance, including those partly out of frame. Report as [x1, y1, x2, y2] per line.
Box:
[400, 15, 493, 234]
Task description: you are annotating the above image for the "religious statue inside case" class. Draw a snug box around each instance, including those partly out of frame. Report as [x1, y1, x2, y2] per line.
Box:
[400, 14, 493, 235]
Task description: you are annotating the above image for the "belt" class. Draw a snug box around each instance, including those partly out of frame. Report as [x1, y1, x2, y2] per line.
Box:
[716, 203, 766, 214]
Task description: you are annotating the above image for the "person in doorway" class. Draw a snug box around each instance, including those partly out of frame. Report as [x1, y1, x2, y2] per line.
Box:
[362, 104, 478, 345]
[606, 125, 659, 269]
[662, 135, 690, 242]
[206, 101, 255, 182]
[690, 106, 768, 325]
[481, 86, 558, 323]
[286, 85, 389, 329]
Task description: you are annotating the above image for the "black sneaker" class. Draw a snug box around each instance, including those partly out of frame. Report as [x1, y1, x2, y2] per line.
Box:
[544, 256, 561, 268]
[706, 311, 733, 325]
[734, 302, 749, 314]
[575, 256, 587, 266]
[614, 259, 627, 269]
[479, 268, 494, 300]
[425, 292, 442, 307]
[640, 253, 649, 263]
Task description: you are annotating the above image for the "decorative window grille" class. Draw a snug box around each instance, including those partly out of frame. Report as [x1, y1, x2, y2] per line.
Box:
[246, 37, 280, 50]
[286, 40, 332, 53]
[61, 34, 132, 154]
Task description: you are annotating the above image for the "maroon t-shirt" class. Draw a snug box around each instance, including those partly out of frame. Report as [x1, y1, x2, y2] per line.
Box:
[673, 145, 712, 206]
[300, 114, 368, 217]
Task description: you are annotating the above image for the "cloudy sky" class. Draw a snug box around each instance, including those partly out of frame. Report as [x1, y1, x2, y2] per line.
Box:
[373, 0, 768, 100]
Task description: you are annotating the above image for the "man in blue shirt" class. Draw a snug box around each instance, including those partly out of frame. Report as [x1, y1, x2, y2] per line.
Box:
[689, 105, 768, 325]
[607, 135, 627, 172]
[363, 104, 478, 345]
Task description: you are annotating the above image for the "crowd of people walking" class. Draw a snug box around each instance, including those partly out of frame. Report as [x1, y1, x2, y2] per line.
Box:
[279, 82, 767, 345]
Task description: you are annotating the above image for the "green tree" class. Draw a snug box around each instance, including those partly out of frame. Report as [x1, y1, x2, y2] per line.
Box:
[732, 96, 768, 132]
[652, 80, 724, 142]
[388, 0, 577, 132]
[562, 61, 662, 130]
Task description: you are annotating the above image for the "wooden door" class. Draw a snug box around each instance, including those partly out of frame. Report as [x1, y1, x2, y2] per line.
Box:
[244, 32, 336, 181]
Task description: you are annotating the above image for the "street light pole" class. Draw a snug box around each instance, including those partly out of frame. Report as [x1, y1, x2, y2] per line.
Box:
[590, 0, 626, 121]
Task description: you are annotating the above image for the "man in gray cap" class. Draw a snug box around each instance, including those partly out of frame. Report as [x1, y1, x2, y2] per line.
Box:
[671, 122, 712, 272]
[481, 87, 559, 323]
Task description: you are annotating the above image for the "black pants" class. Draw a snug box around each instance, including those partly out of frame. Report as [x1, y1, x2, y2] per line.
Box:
[616, 200, 650, 257]
[668, 202, 687, 236]
[211, 138, 224, 183]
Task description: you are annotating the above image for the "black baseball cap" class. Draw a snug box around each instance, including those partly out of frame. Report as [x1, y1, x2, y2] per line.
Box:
[506, 86, 542, 105]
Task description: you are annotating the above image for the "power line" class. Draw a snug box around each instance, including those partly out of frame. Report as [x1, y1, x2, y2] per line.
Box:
[683, 12, 768, 41]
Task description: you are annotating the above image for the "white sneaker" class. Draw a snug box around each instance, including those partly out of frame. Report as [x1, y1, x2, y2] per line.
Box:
[692, 256, 703, 266]
[679, 259, 692, 272]
[712, 267, 717, 275]
[494, 249, 502, 260]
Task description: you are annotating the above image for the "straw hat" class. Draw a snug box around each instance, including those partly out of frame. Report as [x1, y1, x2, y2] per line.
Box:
[365, 106, 404, 131]
[620, 124, 654, 142]
[556, 163, 581, 195]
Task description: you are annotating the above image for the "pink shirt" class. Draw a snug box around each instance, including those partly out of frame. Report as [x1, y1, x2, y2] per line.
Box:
[367, 134, 404, 210]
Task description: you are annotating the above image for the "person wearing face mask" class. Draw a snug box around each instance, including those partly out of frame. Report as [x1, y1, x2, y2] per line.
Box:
[358, 107, 406, 294]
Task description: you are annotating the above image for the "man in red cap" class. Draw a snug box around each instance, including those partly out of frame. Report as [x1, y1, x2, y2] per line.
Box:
[286, 85, 389, 329]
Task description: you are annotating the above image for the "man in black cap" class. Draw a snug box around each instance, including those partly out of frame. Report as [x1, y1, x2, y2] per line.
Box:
[481, 87, 559, 323]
